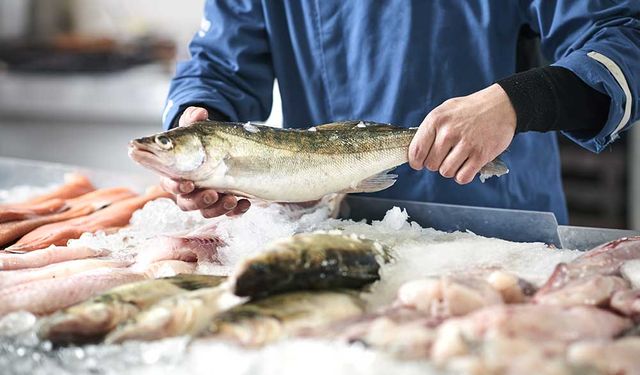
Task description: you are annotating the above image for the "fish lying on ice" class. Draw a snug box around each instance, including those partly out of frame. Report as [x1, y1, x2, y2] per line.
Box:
[0, 268, 146, 316]
[231, 232, 389, 298]
[38, 274, 226, 345]
[0, 246, 107, 271]
[128, 121, 509, 203]
[0, 173, 94, 208]
[534, 275, 629, 307]
[0, 187, 136, 249]
[0, 198, 68, 223]
[105, 281, 236, 343]
[6, 186, 169, 252]
[201, 290, 365, 347]
[0, 258, 131, 288]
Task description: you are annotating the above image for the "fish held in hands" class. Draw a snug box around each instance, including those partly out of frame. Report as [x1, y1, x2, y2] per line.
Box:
[202, 290, 365, 347]
[38, 274, 226, 345]
[231, 232, 389, 298]
[128, 121, 509, 202]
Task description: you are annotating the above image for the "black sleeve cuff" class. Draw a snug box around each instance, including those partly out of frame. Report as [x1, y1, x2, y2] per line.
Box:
[169, 105, 230, 129]
[497, 66, 610, 134]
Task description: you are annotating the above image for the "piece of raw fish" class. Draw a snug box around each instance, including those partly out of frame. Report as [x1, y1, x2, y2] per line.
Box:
[0, 173, 94, 208]
[0, 268, 145, 316]
[6, 186, 169, 252]
[0, 246, 107, 271]
[610, 289, 640, 321]
[0, 198, 67, 223]
[538, 236, 640, 296]
[534, 275, 629, 307]
[567, 337, 640, 375]
[201, 290, 365, 347]
[105, 282, 238, 343]
[38, 274, 226, 345]
[232, 232, 389, 298]
[621, 259, 640, 288]
[327, 307, 439, 359]
[431, 304, 632, 363]
[128, 121, 509, 203]
[0, 258, 131, 288]
[395, 276, 504, 319]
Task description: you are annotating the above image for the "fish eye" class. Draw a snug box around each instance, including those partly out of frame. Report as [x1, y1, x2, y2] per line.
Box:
[155, 135, 173, 150]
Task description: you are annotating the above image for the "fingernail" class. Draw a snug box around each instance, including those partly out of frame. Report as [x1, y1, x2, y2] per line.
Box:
[223, 201, 236, 210]
[240, 206, 250, 213]
[179, 181, 193, 193]
[203, 193, 213, 205]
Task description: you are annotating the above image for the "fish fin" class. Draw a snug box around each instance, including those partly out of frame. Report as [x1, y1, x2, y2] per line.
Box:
[339, 170, 398, 193]
[313, 121, 396, 132]
[478, 157, 509, 183]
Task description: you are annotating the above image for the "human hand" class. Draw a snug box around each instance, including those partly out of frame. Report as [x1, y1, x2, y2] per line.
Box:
[408, 84, 516, 184]
[160, 106, 251, 217]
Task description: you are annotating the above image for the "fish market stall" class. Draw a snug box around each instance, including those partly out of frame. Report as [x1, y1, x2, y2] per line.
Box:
[1, 156, 639, 375]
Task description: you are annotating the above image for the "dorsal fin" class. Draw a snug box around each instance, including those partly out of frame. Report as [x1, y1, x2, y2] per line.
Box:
[312, 121, 396, 132]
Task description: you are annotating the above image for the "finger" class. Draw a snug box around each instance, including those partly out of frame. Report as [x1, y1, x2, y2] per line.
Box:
[455, 156, 484, 185]
[200, 194, 238, 218]
[408, 123, 436, 170]
[178, 107, 209, 127]
[226, 199, 251, 216]
[176, 189, 220, 211]
[439, 144, 471, 179]
[161, 178, 194, 195]
[424, 132, 454, 172]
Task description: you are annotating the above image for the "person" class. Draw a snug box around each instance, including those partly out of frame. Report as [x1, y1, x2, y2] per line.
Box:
[160, 1, 640, 223]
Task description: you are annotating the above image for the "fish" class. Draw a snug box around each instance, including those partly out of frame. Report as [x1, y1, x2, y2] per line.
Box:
[0, 198, 68, 223]
[201, 290, 365, 347]
[567, 337, 640, 375]
[6, 186, 169, 252]
[38, 274, 226, 345]
[0, 268, 146, 316]
[610, 289, 640, 322]
[128, 121, 509, 203]
[537, 236, 640, 296]
[0, 258, 131, 289]
[231, 232, 389, 298]
[105, 281, 236, 344]
[0, 173, 94, 208]
[431, 304, 633, 363]
[0, 187, 137, 249]
[141, 260, 197, 278]
[534, 275, 629, 307]
[0, 246, 107, 271]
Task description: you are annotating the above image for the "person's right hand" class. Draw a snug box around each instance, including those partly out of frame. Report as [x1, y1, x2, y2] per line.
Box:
[160, 106, 251, 218]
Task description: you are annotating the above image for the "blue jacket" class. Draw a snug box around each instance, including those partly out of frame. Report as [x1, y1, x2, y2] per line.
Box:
[163, 0, 640, 224]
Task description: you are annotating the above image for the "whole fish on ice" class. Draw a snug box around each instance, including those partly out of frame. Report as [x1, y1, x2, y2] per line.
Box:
[38, 274, 226, 345]
[128, 121, 509, 202]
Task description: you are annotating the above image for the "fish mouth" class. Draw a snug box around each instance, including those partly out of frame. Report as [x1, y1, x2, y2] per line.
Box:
[128, 140, 182, 179]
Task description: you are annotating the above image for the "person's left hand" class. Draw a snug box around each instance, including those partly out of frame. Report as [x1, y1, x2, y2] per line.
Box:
[408, 83, 516, 184]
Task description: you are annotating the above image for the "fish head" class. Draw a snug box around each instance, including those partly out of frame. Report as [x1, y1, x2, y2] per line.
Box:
[128, 127, 213, 180]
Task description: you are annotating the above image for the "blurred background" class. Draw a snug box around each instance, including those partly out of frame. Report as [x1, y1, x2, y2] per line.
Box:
[0, 0, 637, 229]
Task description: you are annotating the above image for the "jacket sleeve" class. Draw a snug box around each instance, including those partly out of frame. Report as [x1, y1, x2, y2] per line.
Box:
[162, 0, 274, 129]
[523, 0, 640, 152]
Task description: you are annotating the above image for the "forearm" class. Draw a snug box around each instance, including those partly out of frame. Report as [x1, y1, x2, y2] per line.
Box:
[497, 66, 610, 134]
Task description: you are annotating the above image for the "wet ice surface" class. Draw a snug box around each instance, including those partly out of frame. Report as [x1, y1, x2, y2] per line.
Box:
[0, 184, 57, 204]
[0, 199, 583, 375]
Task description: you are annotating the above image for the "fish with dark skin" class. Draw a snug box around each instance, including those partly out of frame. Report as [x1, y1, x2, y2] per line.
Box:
[201, 290, 365, 347]
[231, 232, 390, 298]
[128, 121, 508, 203]
[38, 274, 227, 345]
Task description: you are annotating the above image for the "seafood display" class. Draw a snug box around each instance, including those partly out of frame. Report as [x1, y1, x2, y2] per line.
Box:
[1, 171, 640, 375]
[128, 121, 509, 202]
[232, 232, 388, 298]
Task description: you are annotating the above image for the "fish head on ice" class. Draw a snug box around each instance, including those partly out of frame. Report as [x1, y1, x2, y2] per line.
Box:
[129, 125, 225, 181]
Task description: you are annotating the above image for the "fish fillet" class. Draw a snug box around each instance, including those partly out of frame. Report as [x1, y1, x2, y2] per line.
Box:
[0, 268, 145, 316]
[0, 198, 68, 223]
[0, 173, 94, 208]
[0, 258, 131, 289]
[6, 186, 168, 252]
[0, 246, 107, 271]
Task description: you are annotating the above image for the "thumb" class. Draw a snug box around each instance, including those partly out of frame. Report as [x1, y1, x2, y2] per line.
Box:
[179, 106, 209, 127]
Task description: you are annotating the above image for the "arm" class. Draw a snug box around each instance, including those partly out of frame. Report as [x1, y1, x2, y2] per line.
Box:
[161, 0, 274, 216]
[409, 0, 640, 183]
